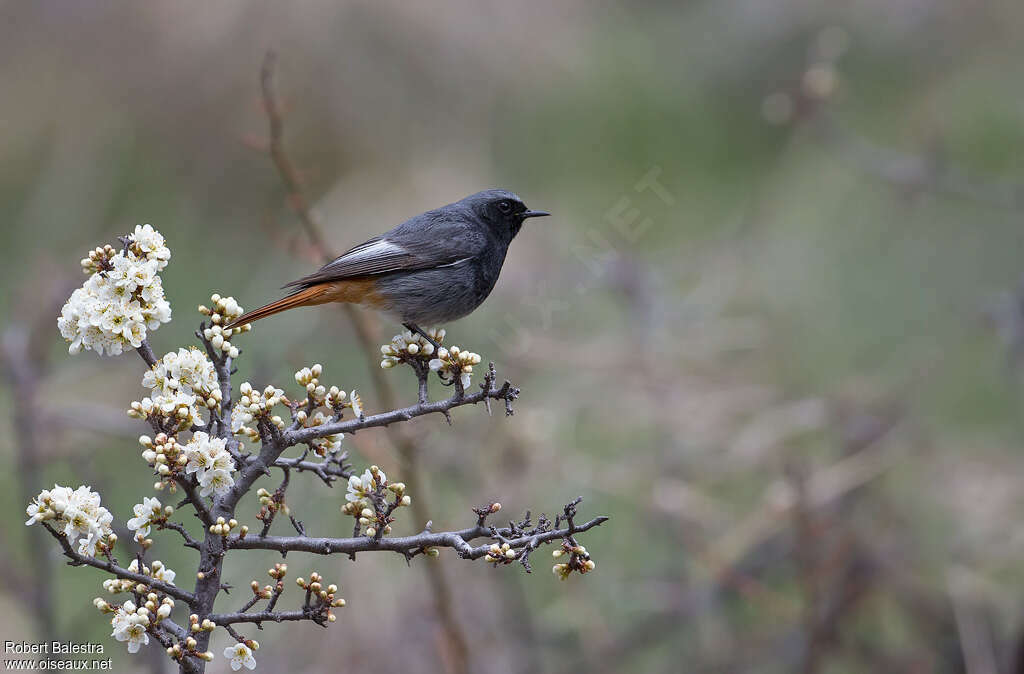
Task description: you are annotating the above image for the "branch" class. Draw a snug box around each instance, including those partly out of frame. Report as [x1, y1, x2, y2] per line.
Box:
[174, 474, 214, 527]
[158, 521, 202, 550]
[42, 524, 195, 604]
[284, 374, 519, 445]
[227, 515, 608, 559]
[158, 617, 189, 642]
[271, 453, 352, 485]
[209, 609, 316, 626]
[261, 50, 334, 258]
[136, 340, 158, 368]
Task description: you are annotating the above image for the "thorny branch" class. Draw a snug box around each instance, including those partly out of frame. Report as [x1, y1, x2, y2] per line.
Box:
[228, 508, 607, 561]
[284, 370, 518, 445]
[41, 523, 195, 605]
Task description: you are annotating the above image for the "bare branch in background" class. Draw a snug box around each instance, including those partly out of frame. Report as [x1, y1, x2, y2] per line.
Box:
[2, 321, 59, 639]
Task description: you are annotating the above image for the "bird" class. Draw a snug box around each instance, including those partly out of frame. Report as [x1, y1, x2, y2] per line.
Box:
[226, 189, 549, 346]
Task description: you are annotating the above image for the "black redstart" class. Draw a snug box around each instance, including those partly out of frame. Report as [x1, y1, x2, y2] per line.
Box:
[227, 189, 549, 344]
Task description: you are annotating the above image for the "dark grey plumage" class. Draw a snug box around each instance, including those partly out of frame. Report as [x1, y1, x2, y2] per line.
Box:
[228, 190, 549, 337]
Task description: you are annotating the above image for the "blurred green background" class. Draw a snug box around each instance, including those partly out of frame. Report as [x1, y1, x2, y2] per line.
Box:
[3, 1, 1024, 672]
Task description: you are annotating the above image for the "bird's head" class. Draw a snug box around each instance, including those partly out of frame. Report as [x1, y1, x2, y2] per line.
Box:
[460, 189, 549, 241]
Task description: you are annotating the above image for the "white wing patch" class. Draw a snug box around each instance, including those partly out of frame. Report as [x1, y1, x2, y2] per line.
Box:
[434, 257, 472, 268]
[340, 238, 408, 263]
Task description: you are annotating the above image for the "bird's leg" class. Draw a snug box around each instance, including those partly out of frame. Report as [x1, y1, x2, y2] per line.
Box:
[403, 322, 443, 352]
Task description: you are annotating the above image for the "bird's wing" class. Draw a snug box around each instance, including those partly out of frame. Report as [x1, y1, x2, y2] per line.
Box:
[283, 217, 485, 289]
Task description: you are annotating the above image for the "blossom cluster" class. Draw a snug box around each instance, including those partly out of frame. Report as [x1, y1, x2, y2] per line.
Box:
[294, 571, 346, 623]
[342, 466, 410, 537]
[138, 431, 237, 498]
[429, 346, 482, 390]
[102, 558, 177, 593]
[230, 382, 287, 442]
[484, 542, 519, 564]
[25, 485, 115, 557]
[171, 615, 224, 664]
[291, 364, 350, 454]
[379, 328, 483, 390]
[131, 347, 221, 431]
[184, 432, 237, 498]
[126, 496, 172, 542]
[208, 515, 242, 537]
[551, 542, 596, 580]
[344, 465, 387, 506]
[94, 590, 176, 655]
[58, 224, 172, 356]
[256, 486, 289, 524]
[109, 602, 151, 653]
[139, 433, 186, 490]
[379, 328, 445, 368]
[199, 293, 251, 360]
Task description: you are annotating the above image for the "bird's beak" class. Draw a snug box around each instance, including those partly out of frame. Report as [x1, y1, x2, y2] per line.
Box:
[521, 210, 551, 219]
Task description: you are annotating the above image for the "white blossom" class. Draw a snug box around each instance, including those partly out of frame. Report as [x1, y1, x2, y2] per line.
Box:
[198, 293, 250, 358]
[133, 348, 221, 430]
[111, 606, 150, 653]
[198, 468, 235, 498]
[230, 403, 254, 434]
[143, 347, 218, 398]
[184, 432, 237, 498]
[319, 432, 344, 455]
[58, 226, 172, 356]
[379, 328, 444, 368]
[149, 560, 176, 585]
[346, 467, 386, 503]
[285, 366, 348, 455]
[126, 497, 162, 538]
[117, 559, 176, 587]
[426, 345, 481, 389]
[126, 224, 171, 270]
[25, 485, 113, 557]
[225, 643, 257, 671]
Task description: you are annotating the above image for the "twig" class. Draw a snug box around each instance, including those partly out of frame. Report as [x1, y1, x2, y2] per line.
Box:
[270, 453, 352, 485]
[137, 340, 158, 368]
[159, 521, 202, 550]
[210, 609, 319, 626]
[2, 325, 59, 638]
[174, 475, 215, 527]
[284, 380, 519, 445]
[228, 513, 608, 559]
[42, 523, 195, 604]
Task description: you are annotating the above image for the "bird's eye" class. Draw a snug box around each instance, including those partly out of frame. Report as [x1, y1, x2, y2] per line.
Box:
[497, 200, 512, 214]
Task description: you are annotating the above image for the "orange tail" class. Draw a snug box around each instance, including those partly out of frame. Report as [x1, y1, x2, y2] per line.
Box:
[225, 284, 333, 329]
